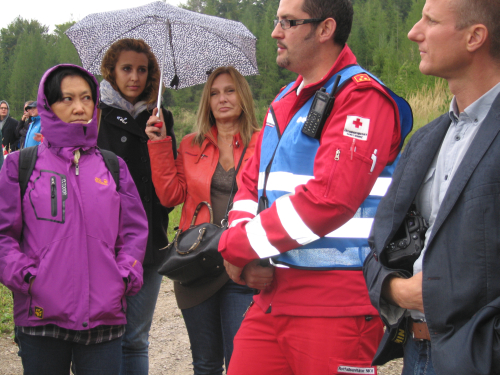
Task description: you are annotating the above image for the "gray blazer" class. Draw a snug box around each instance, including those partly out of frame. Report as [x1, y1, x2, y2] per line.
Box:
[364, 92, 500, 375]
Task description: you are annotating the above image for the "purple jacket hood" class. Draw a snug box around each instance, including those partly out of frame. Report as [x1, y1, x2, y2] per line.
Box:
[38, 64, 99, 149]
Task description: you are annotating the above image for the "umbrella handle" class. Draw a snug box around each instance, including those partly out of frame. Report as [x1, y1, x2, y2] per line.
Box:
[157, 19, 170, 110]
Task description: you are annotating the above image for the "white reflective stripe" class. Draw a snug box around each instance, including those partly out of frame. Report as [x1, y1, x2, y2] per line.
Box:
[270, 258, 289, 268]
[276, 195, 319, 246]
[245, 215, 281, 258]
[229, 218, 251, 228]
[231, 200, 258, 216]
[369, 177, 392, 197]
[325, 218, 374, 238]
[258, 171, 313, 192]
[258, 173, 265, 192]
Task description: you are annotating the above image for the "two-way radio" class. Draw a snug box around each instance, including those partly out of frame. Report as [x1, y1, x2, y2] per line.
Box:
[301, 75, 341, 139]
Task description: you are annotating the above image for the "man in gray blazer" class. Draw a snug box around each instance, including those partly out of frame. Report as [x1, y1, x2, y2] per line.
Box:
[363, 0, 500, 374]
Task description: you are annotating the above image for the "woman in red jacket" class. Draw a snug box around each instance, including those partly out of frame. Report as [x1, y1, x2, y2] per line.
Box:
[146, 66, 261, 375]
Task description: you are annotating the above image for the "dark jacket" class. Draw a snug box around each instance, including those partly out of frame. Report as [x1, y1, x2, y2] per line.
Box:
[98, 103, 177, 266]
[2, 116, 19, 151]
[363, 92, 500, 374]
[15, 118, 31, 149]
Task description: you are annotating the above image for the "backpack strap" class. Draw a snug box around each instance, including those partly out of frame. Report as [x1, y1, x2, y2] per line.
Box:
[99, 149, 120, 190]
[19, 146, 38, 197]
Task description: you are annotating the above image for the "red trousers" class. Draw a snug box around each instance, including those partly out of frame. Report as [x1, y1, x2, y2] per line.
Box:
[228, 304, 383, 375]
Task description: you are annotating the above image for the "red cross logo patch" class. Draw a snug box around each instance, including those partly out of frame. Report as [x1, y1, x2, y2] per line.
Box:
[343, 115, 370, 140]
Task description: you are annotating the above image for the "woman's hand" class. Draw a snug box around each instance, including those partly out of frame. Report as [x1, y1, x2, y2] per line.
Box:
[145, 107, 167, 141]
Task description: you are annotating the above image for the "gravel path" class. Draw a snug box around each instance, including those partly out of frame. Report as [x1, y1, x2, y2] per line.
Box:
[0, 278, 403, 374]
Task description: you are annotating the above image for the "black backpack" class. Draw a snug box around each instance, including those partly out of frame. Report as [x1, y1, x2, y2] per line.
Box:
[18, 146, 120, 197]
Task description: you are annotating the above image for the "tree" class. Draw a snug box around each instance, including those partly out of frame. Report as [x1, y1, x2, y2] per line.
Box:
[0, 17, 48, 64]
[53, 22, 82, 65]
[7, 31, 51, 117]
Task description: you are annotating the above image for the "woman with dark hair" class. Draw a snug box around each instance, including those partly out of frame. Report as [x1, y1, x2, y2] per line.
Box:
[0, 64, 148, 375]
[146, 66, 266, 375]
[97, 38, 177, 375]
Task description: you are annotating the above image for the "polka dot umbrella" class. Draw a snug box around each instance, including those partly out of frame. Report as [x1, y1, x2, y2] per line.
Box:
[66, 1, 258, 108]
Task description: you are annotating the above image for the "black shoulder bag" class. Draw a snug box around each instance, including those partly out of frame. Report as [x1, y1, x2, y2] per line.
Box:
[158, 146, 248, 286]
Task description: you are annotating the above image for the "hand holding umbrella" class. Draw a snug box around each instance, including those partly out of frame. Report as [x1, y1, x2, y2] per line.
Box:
[145, 108, 167, 141]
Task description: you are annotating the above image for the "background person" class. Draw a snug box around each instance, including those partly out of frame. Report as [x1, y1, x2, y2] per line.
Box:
[218, 0, 410, 373]
[146, 66, 261, 375]
[97, 38, 177, 375]
[0, 64, 148, 375]
[16, 101, 35, 149]
[364, 0, 500, 374]
[24, 101, 41, 148]
[0, 101, 20, 152]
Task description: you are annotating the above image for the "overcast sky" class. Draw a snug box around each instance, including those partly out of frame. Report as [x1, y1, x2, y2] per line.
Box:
[2, 0, 183, 32]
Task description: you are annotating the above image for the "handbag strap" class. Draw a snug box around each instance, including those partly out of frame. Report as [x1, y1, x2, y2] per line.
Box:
[222, 145, 248, 225]
[191, 201, 214, 225]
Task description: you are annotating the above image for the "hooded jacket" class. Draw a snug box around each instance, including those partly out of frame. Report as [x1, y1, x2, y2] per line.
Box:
[0, 64, 148, 330]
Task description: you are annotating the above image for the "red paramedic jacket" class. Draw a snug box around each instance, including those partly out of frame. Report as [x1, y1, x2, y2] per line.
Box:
[219, 45, 401, 317]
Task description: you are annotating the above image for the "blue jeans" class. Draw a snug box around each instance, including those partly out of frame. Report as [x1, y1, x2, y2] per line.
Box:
[402, 338, 437, 375]
[120, 264, 163, 375]
[182, 280, 254, 375]
[16, 328, 122, 375]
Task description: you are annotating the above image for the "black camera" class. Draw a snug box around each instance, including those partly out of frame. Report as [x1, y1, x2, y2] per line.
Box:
[384, 206, 428, 273]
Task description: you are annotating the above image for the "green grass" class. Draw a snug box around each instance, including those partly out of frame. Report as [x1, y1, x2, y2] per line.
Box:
[167, 204, 182, 242]
[0, 284, 14, 334]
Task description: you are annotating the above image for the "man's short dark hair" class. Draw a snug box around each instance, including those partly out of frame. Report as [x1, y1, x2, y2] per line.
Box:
[44, 67, 98, 107]
[454, 0, 500, 60]
[302, 0, 353, 46]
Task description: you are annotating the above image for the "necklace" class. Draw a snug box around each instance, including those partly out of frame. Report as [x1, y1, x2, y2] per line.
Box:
[218, 135, 233, 147]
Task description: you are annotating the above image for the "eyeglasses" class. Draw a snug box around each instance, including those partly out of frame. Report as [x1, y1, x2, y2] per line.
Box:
[0, 107, 8, 110]
[273, 18, 325, 30]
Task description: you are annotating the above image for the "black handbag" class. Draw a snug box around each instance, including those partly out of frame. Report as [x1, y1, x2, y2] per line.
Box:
[158, 146, 248, 286]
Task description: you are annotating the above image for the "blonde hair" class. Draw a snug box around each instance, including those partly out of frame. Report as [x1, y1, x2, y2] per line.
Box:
[100, 38, 160, 105]
[194, 66, 259, 147]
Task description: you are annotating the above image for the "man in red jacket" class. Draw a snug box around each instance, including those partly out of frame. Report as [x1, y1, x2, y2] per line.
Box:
[219, 0, 405, 373]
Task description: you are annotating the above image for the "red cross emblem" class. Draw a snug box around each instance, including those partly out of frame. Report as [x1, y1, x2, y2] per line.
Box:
[353, 118, 363, 128]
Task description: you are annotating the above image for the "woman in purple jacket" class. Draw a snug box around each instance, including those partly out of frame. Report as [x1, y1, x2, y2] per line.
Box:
[0, 64, 148, 375]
